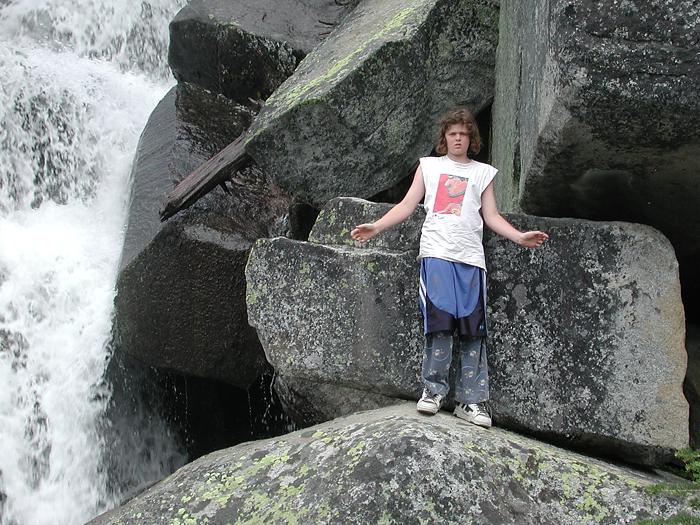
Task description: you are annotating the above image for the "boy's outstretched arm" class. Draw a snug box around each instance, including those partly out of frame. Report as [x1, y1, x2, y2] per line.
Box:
[351, 166, 426, 242]
[481, 182, 549, 248]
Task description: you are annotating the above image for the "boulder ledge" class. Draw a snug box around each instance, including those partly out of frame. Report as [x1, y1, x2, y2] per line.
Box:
[88, 404, 695, 525]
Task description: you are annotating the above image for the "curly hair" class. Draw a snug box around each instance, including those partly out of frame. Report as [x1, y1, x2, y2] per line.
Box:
[435, 107, 481, 156]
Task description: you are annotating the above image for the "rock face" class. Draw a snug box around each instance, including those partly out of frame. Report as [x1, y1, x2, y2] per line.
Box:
[483, 215, 688, 464]
[491, 0, 700, 317]
[246, 197, 688, 464]
[309, 196, 423, 250]
[246, 236, 422, 393]
[244, 0, 499, 206]
[274, 374, 401, 426]
[116, 216, 271, 388]
[116, 82, 290, 388]
[120, 83, 254, 271]
[686, 324, 700, 449]
[168, 0, 359, 105]
[88, 404, 694, 525]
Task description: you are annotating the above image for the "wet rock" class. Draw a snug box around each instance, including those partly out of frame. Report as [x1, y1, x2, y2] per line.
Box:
[491, 0, 700, 318]
[168, 0, 358, 105]
[119, 83, 254, 271]
[116, 214, 270, 388]
[87, 404, 696, 525]
[244, 0, 499, 206]
[246, 197, 688, 464]
[686, 324, 700, 449]
[116, 82, 290, 388]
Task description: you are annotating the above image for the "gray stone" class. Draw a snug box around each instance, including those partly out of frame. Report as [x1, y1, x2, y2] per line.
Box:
[246, 236, 423, 395]
[491, 0, 700, 317]
[87, 404, 696, 525]
[484, 214, 688, 465]
[116, 82, 290, 388]
[171, 81, 255, 180]
[489, 0, 521, 213]
[274, 374, 401, 426]
[246, 198, 688, 464]
[244, 0, 499, 206]
[119, 86, 177, 272]
[686, 324, 700, 449]
[116, 217, 269, 389]
[308, 196, 424, 251]
[168, 0, 358, 105]
[120, 82, 254, 271]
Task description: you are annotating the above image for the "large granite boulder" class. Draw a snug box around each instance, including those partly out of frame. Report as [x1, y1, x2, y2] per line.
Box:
[491, 0, 700, 317]
[246, 197, 688, 464]
[168, 0, 359, 105]
[244, 0, 499, 206]
[483, 214, 687, 464]
[116, 82, 290, 388]
[88, 404, 695, 525]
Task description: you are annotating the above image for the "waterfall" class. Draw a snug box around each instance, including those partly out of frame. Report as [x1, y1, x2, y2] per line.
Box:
[0, 0, 186, 523]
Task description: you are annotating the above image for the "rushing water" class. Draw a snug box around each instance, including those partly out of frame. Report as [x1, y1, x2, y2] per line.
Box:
[0, 0, 185, 523]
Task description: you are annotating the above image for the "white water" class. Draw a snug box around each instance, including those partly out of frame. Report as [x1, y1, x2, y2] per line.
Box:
[0, 0, 185, 523]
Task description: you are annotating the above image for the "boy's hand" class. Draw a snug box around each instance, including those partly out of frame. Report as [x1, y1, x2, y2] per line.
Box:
[351, 223, 379, 242]
[518, 231, 549, 248]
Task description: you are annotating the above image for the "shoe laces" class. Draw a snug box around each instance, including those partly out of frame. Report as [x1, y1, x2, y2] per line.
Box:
[468, 402, 489, 416]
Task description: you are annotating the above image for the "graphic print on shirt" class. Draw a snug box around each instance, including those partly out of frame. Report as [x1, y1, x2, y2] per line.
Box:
[433, 173, 469, 216]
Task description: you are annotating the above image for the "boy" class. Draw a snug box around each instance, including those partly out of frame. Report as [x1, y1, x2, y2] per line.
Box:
[350, 108, 548, 428]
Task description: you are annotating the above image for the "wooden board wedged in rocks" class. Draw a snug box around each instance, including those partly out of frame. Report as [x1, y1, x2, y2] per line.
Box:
[245, 197, 688, 465]
[168, 0, 359, 105]
[87, 404, 696, 525]
[490, 0, 700, 316]
[243, 0, 499, 206]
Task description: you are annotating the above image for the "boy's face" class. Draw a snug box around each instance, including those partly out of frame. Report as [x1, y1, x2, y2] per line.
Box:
[444, 123, 470, 158]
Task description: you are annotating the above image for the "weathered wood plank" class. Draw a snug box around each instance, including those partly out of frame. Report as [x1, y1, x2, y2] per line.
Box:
[159, 133, 251, 221]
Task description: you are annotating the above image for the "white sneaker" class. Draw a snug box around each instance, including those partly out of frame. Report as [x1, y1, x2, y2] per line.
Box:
[454, 402, 492, 428]
[416, 389, 444, 415]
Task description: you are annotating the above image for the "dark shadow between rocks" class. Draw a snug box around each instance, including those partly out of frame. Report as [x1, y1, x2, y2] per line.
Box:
[101, 339, 295, 506]
[367, 101, 493, 206]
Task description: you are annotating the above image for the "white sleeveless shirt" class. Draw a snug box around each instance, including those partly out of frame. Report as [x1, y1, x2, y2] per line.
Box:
[418, 156, 498, 269]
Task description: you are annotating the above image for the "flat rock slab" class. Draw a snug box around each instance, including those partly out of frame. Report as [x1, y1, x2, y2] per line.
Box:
[116, 217, 269, 388]
[491, 0, 700, 315]
[169, 0, 358, 104]
[246, 198, 688, 464]
[88, 404, 695, 525]
[244, 0, 499, 206]
[120, 82, 254, 271]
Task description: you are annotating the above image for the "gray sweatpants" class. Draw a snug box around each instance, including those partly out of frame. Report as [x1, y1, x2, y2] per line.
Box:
[421, 331, 489, 404]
